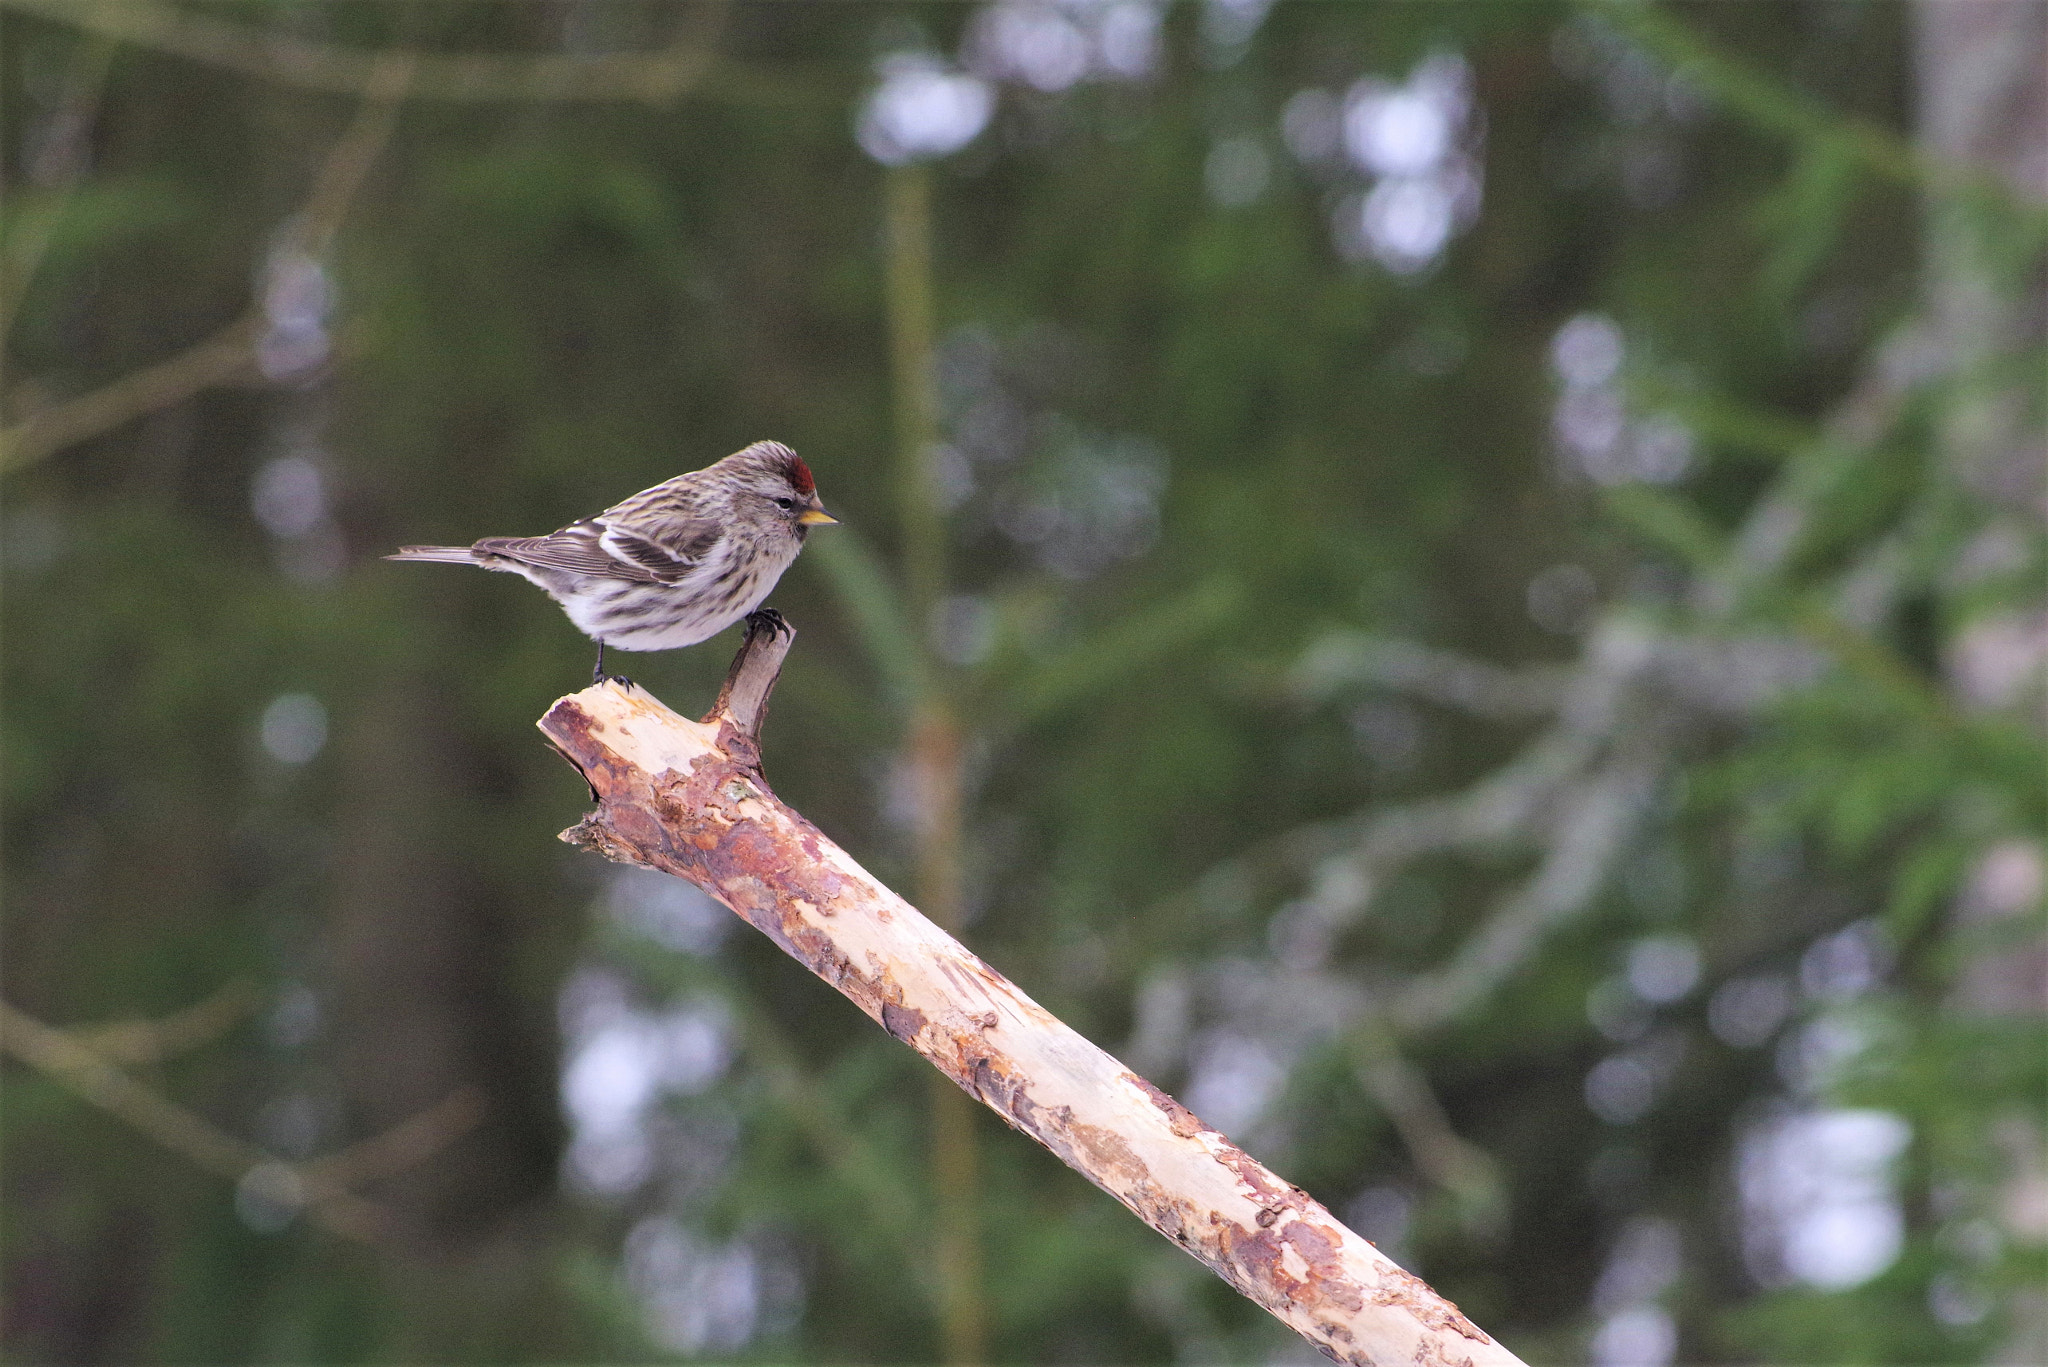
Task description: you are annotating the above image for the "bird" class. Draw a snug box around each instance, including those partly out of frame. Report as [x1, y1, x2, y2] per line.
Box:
[387, 439, 837, 684]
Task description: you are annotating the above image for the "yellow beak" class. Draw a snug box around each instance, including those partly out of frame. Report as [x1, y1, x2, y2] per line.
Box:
[797, 507, 839, 526]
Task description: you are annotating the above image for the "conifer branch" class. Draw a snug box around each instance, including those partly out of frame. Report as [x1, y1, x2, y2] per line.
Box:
[0, 48, 407, 473]
[0, 997, 481, 1249]
[3, 0, 747, 106]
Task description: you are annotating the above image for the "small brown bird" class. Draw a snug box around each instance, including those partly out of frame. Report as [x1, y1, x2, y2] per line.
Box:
[388, 440, 836, 682]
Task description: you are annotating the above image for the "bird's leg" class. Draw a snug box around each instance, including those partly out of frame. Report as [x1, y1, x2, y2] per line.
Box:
[592, 641, 633, 689]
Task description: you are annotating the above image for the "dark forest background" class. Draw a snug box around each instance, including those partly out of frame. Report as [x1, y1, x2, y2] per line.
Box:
[2, 2, 2042, 1364]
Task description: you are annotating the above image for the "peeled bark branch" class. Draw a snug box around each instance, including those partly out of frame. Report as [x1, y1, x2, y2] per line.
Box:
[539, 624, 1527, 1367]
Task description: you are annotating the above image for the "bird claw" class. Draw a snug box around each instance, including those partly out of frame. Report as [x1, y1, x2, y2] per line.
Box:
[591, 642, 633, 688]
[744, 608, 791, 637]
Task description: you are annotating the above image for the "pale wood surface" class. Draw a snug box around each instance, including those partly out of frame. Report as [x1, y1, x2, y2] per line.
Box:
[538, 630, 1527, 1367]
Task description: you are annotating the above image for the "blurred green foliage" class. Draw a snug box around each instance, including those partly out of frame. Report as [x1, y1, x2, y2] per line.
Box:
[2, 2, 2041, 1365]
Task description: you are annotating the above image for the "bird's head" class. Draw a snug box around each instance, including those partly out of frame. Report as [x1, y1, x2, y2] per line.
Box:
[722, 440, 838, 538]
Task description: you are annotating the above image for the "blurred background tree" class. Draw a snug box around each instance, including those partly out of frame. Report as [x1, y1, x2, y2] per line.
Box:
[2, 2, 2040, 1364]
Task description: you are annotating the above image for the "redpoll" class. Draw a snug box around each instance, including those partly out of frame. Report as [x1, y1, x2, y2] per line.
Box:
[388, 440, 836, 682]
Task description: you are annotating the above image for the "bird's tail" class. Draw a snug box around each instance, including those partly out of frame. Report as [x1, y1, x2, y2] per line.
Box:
[385, 545, 479, 565]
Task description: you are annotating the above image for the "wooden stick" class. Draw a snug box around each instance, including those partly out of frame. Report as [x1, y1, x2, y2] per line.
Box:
[538, 625, 1527, 1367]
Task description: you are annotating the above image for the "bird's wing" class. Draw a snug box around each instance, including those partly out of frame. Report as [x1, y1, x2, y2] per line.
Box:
[472, 523, 666, 583]
[596, 518, 719, 583]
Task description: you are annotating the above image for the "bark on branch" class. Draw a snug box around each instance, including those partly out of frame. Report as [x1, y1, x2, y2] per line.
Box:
[539, 618, 1527, 1367]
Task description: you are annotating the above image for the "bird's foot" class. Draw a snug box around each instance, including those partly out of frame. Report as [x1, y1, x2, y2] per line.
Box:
[744, 607, 790, 636]
[591, 642, 633, 689]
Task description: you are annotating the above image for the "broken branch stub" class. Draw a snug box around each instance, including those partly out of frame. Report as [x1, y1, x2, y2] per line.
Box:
[537, 627, 1526, 1367]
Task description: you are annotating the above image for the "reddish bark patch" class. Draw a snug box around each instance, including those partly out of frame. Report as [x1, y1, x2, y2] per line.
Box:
[1216, 1206, 1371, 1325]
[543, 699, 648, 801]
[970, 1055, 1025, 1116]
[1214, 1138, 1288, 1202]
[1283, 1220, 1365, 1313]
[541, 697, 600, 750]
[1068, 1120, 1150, 1193]
[1369, 1265, 1488, 1343]
[711, 720, 765, 775]
[1127, 1072, 1207, 1139]
[881, 1001, 927, 1042]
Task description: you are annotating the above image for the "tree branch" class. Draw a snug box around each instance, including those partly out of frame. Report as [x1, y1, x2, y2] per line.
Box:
[538, 627, 1529, 1367]
[1348, 1015, 1506, 1238]
[722, 984, 941, 1310]
[0, 48, 407, 473]
[1595, 0, 2041, 205]
[299, 1086, 485, 1191]
[72, 976, 264, 1065]
[0, 30, 114, 345]
[708, 609, 794, 741]
[0, 995, 483, 1250]
[0, 314, 260, 472]
[1391, 761, 1655, 1034]
[4, 0, 745, 106]
[1291, 631, 1571, 720]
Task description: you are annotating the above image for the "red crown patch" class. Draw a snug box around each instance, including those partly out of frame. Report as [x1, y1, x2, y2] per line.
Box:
[786, 454, 816, 496]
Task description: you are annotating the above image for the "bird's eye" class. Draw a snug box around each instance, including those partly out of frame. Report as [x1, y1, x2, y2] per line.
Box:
[773, 496, 796, 510]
